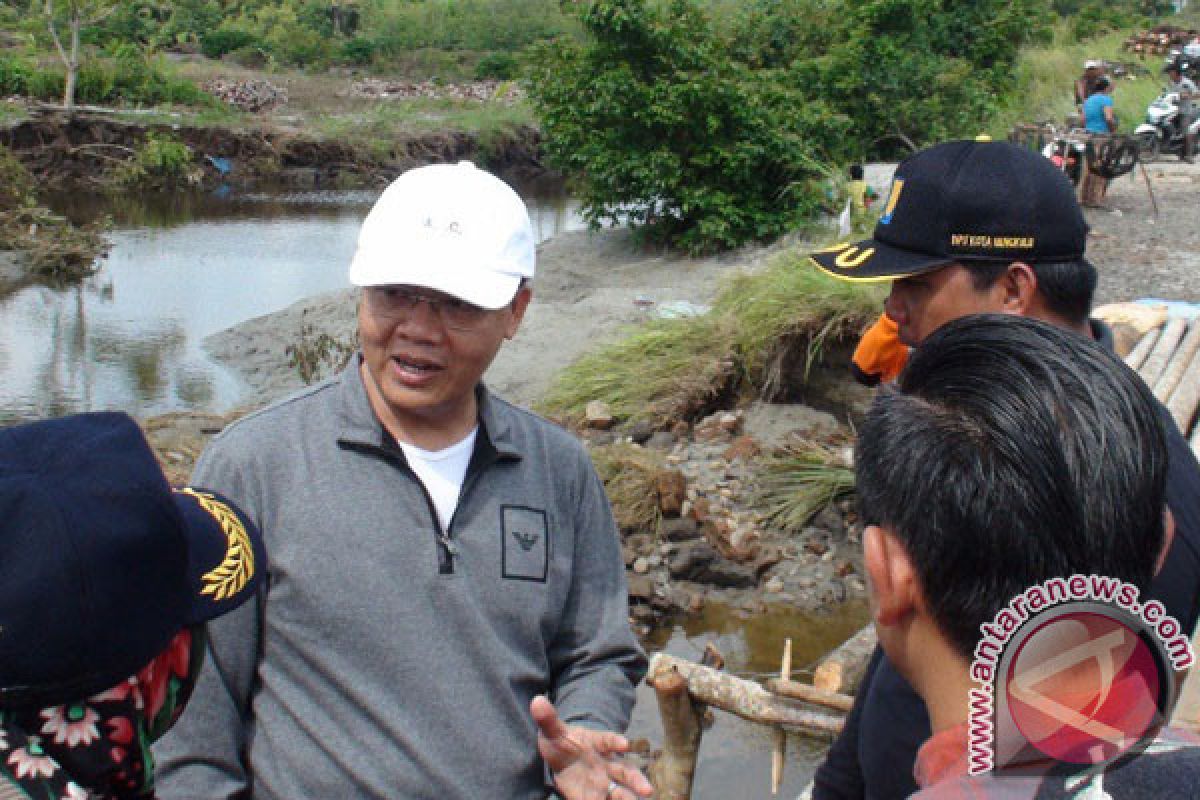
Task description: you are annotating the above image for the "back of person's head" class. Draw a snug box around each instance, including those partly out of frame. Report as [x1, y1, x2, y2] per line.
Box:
[961, 258, 1097, 327]
[1092, 75, 1112, 94]
[855, 314, 1168, 660]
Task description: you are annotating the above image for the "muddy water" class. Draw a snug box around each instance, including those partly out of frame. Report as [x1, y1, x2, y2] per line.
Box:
[0, 184, 585, 425]
[630, 600, 871, 799]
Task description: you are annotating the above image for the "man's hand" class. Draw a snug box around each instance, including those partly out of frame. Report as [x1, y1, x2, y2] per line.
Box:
[531, 695, 654, 800]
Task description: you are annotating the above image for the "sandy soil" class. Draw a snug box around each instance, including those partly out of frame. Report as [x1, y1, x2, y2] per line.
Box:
[1086, 160, 1200, 304]
[206, 226, 804, 410]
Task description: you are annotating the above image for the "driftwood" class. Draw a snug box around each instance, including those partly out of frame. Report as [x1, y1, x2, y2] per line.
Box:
[1156, 321, 1200, 403]
[1167, 343, 1200, 437]
[647, 667, 703, 800]
[1139, 318, 1188, 390]
[1125, 327, 1161, 371]
[813, 625, 877, 694]
[648, 654, 845, 737]
[765, 678, 856, 713]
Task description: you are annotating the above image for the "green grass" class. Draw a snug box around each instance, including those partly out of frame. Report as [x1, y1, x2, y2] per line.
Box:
[752, 443, 856, 534]
[539, 249, 884, 426]
[309, 97, 534, 161]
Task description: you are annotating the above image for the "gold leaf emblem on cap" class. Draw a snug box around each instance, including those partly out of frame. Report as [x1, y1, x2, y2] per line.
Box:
[178, 488, 255, 602]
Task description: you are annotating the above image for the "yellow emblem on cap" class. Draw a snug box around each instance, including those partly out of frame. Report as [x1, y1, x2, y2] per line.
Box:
[179, 488, 255, 601]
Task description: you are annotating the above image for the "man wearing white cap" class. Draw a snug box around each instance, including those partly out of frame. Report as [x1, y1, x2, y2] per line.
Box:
[155, 162, 651, 800]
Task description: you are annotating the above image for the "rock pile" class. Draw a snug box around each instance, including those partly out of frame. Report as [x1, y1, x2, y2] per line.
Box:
[342, 79, 524, 104]
[203, 79, 288, 112]
[582, 404, 866, 633]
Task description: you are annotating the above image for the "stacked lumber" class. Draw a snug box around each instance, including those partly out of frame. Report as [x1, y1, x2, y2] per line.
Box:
[1124, 317, 1200, 460]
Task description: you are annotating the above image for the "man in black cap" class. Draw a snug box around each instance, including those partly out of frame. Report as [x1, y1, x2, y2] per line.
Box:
[0, 412, 267, 798]
[807, 139, 1200, 799]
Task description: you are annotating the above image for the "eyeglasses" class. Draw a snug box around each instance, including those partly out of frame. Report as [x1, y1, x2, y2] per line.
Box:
[363, 286, 492, 331]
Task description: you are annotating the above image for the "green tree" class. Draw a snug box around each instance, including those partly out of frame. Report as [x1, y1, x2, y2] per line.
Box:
[43, 0, 123, 111]
[528, 0, 848, 254]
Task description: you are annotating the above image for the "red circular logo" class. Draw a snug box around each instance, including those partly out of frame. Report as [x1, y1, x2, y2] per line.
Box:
[1006, 611, 1163, 765]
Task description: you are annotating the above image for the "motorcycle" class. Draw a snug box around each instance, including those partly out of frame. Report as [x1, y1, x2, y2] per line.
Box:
[1134, 90, 1196, 161]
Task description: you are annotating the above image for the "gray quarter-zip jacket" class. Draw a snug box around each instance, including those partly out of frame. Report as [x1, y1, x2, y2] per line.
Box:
[154, 360, 647, 799]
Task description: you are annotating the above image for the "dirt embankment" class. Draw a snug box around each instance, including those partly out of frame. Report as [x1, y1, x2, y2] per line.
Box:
[0, 113, 544, 191]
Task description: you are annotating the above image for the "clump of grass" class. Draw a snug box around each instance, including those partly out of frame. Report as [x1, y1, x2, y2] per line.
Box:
[540, 248, 884, 427]
[589, 442, 667, 533]
[753, 443, 855, 534]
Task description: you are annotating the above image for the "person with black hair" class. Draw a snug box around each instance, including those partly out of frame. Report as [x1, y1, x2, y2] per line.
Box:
[808, 139, 1200, 799]
[857, 314, 1200, 796]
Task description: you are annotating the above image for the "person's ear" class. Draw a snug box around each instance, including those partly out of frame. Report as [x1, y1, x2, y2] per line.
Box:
[1156, 507, 1176, 577]
[504, 285, 533, 339]
[864, 524, 922, 627]
[996, 262, 1038, 316]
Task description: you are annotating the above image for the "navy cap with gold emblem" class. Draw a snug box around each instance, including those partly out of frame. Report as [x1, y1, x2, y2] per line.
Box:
[0, 412, 266, 710]
[810, 140, 1090, 282]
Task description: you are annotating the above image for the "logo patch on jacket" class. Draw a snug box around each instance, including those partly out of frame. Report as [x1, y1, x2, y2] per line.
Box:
[502, 505, 548, 582]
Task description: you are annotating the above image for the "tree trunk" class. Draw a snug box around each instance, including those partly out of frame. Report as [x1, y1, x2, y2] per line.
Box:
[764, 678, 856, 713]
[813, 624, 877, 695]
[647, 654, 844, 737]
[64, 12, 80, 112]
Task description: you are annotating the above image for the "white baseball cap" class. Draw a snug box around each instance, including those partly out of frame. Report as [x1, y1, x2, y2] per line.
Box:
[348, 161, 535, 309]
[1084, 59, 1102, 69]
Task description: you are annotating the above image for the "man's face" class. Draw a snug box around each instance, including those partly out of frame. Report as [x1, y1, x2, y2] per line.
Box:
[884, 263, 1005, 347]
[358, 284, 531, 434]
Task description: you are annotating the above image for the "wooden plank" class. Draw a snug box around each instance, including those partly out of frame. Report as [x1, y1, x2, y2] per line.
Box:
[1168, 342, 1200, 438]
[1125, 326, 1161, 371]
[1139, 318, 1188, 390]
[1157, 321, 1200, 403]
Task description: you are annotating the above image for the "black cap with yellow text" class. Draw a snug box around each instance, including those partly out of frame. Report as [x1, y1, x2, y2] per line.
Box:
[810, 140, 1089, 282]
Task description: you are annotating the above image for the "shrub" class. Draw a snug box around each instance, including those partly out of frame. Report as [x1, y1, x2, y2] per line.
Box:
[0, 57, 32, 96]
[340, 36, 377, 66]
[201, 28, 261, 60]
[474, 51, 519, 80]
[0, 144, 35, 212]
[528, 0, 848, 254]
[118, 134, 195, 187]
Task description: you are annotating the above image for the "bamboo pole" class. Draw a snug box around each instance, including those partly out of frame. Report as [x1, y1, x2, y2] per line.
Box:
[813, 625, 877, 695]
[1156, 321, 1200, 403]
[1138, 318, 1188, 390]
[764, 678, 856, 713]
[648, 654, 845, 737]
[1166, 344, 1200, 437]
[771, 639, 793, 795]
[1125, 326, 1161, 371]
[648, 666, 703, 800]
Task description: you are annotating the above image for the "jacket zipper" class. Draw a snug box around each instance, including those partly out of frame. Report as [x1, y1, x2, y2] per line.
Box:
[355, 435, 501, 576]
